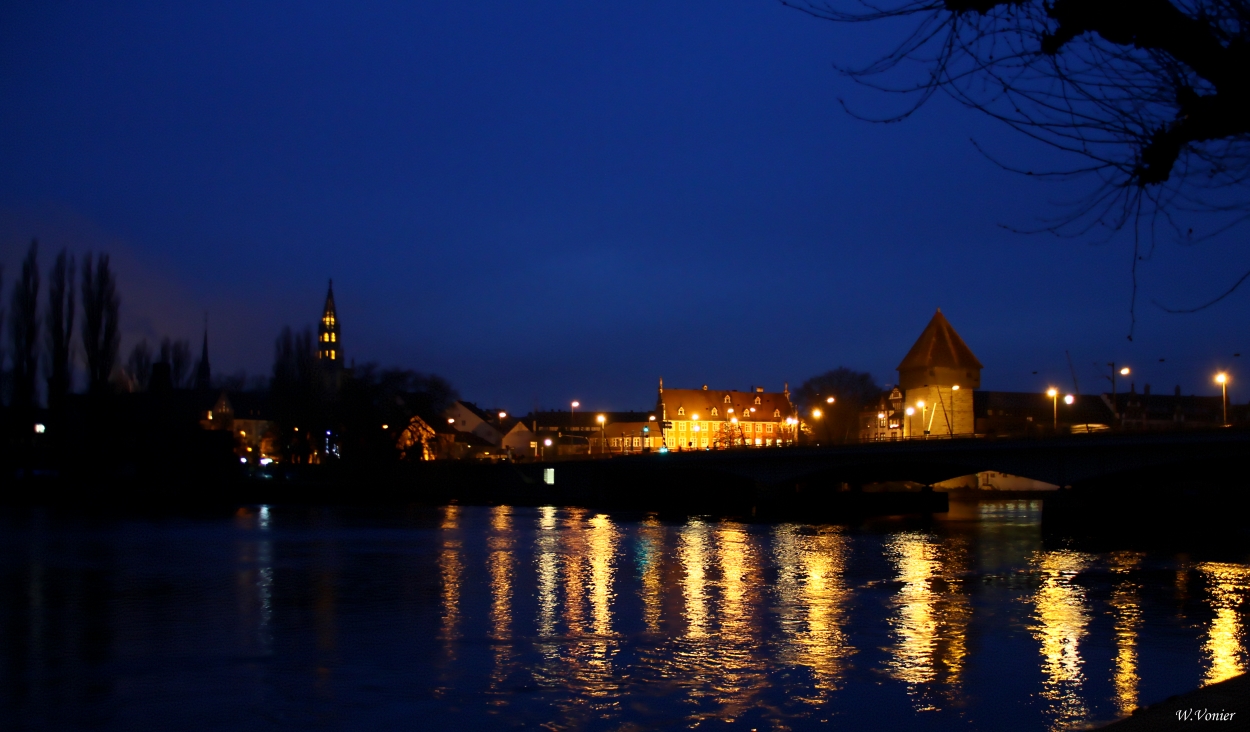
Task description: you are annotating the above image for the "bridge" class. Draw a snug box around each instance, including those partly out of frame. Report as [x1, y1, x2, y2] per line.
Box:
[503, 429, 1250, 521]
[553, 429, 1250, 489]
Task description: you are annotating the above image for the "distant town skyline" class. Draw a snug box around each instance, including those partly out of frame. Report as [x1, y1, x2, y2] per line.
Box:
[2, 1, 1247, 410]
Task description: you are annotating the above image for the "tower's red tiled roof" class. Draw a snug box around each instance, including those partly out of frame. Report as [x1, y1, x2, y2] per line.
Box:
[897, 309, 983, 372]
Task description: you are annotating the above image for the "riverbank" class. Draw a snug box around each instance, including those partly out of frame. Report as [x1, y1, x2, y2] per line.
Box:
[1100, 674, 1248, 731]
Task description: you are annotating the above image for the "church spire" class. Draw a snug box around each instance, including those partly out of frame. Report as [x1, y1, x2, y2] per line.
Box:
[195, 313, 211, 391]
[318, 279, 341, 364]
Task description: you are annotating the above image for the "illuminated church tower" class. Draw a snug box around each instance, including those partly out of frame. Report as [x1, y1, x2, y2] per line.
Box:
[317, 280, 341, 365]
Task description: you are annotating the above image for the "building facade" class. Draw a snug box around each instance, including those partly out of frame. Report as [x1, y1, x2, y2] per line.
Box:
[656, 380, 798, 449]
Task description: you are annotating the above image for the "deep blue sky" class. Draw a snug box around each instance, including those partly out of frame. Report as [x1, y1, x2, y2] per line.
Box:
[2, 0, 1247, 412]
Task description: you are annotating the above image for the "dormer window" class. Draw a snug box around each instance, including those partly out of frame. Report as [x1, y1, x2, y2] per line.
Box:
[754, 396, 761, 405]
[711, 408, 719, 416]
[723, 395, 731, 403]
[773, 409, 781, 418]
[677, 407, 685, 416]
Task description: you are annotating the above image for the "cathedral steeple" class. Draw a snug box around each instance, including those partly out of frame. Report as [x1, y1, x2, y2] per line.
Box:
[318, 279, 341, 364]
[195, 313, 211, 391]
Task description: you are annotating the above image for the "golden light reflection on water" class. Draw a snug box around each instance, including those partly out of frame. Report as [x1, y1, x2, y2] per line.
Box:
[711, 523, 765, 720]
[561, 508, 588, 635]
[1198, 562, 1250, 686]
[774, 525, 853, 703]
[884, 533, 971, 710]
[587, 514, 617, 638]
[536, 506, 558, 639]
[679, 520, 710, 639]
[1108, 551, 1143, 716]
[438, 505, 462, 650]
[637, 515, 664, 633]
[1031, 550, 1093, 730]
[488, 506, 513, 692]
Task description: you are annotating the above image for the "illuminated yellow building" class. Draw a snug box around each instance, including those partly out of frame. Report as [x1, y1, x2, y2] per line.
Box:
[657, 379, 799, 449]
[897, 309, 981, 437]
[317, 279, 341, 364]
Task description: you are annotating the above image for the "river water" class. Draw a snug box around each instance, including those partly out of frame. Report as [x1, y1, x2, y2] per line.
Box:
[1, 501, 1247, 731]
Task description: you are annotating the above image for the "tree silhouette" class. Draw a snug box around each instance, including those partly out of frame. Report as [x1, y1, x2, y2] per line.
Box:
[81, 253, 121, 394]
[160, 337, 193, 388]
[9, 240, 40, 409]
[795, 367, 881, 443]
[787, 0, 1250, 309]
[125, 339, 154, 391]
[46, 249, 76, 408]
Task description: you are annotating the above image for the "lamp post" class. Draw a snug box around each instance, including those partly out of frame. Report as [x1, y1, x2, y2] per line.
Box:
[1047, 388, 1058, 432]
[812, 408, 822, 445]
[571, 401, 579, 431]
[1105, 364, 1130, 423]
[905, 406, 915, 439]
[596, 414, 606, 454]
[1215, 372, 1229, 426]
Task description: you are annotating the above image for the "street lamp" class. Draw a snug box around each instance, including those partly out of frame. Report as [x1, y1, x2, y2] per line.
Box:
[1047, 388, 1058, 431]
[1106, 363, 1129, 422]
[571, 401, 579, 430]
[1064, 394, 1075, 405]
[905, 406, 915, 438]
[596, 414, 606, 453]
[826, 396, 835, 404]
[1216, 372, 1229, 426]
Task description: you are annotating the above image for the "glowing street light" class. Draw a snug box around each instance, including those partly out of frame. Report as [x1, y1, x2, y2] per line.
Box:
[596, 414, 606, 454]
[1107, 363, 1129, 422]
[1047, 387, 1059, 431]
[826, 396, 835, 404]
[905, 406, 915, 438]
[498, 411, 507, 420]
[812, 409, 822, 418]
[1216, 372, 1230, 425]
[571, 401, 579, 430]
[1064, 394, 1075, 405]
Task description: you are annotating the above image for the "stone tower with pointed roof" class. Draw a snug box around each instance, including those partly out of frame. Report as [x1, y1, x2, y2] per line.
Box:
[317, 280, 341, 365]
[897, 309, 982, 437]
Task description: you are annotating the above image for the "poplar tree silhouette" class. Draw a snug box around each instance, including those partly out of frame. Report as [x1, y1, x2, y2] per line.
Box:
[9, 240, 40, 409]
[46, 249, 76, 409]
[81, 253, 121, 395]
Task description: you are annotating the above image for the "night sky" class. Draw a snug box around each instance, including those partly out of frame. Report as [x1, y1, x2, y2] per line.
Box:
[2, 1, 1246, 412]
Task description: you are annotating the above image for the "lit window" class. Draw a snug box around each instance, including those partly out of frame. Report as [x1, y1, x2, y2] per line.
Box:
[766, 424, 774, 433]
[773, 409, 780, 418]
[723, 395, 731, 403]
[331, 333, 336, 342]
[711, 408, 718, 416]
[754, 396, 761, 405]
[677, 407, 684, 416]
